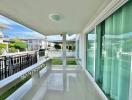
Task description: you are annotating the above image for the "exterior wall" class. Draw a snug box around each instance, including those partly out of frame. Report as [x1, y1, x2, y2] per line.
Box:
[0, 32, 9, 53]
[75, 35, 80, 59]
[27, 39, 46, 51]
[41, 40, 47, 49]
[0, 32, 4, 43]
[76, 34, 86, 69]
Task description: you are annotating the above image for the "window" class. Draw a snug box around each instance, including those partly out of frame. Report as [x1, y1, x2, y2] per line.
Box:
[86, 30, 96, 77]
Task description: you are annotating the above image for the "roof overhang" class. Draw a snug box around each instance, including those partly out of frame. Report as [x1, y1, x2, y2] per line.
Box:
[0, 0, 113, 35]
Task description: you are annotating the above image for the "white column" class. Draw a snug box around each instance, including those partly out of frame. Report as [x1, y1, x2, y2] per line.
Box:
[62, 34, 67, 67]
[75, 35, 79, 59]
[78, 34, 86, 69]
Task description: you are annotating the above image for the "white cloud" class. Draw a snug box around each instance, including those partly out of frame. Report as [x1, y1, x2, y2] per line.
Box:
[47, 34, 76, 41]
[13, 31, 46, 39]
[0, 15, 15, 25]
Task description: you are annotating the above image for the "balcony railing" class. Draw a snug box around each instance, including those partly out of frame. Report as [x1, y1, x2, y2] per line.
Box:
[0, 52, 37, 80]
[0, 56, 51, 95]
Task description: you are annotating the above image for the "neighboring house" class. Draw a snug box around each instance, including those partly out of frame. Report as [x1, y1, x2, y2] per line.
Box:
[23, 39, 47, 51]
[47, 35, 76, 51]
[0, 24, 8, 53]
[0, 32, 3, 43]
[0, 32, 9, 52]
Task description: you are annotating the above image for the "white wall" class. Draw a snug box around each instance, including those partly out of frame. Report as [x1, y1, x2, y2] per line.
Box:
[76, 34, 86, 69]
[75, 34, 79, 59]
[27, 39, 46, 51]
[0, 32, 4, 43]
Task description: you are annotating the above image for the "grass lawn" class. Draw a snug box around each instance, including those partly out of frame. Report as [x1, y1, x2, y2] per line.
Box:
[52, 57, 77, 65]
[51, 58, 62, 65]
[67, 58, 77, 65]
[0, 76, 31, 100]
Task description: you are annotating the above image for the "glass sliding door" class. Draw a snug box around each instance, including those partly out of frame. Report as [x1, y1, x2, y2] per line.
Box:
[102, 16, 113, 95]
[85, 1, 132, 99]
[86, 30, 96, 77]
[94, 1, 132, 100]
[117, 2, 132, 100]
[86, 1, 132, 100]
[95, 22, 105, 88]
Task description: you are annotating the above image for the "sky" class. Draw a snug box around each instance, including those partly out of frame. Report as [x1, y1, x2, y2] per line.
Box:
[0, 15, 45, 39]
[47, 34, 76, 42]
[0, 15, 76, 41]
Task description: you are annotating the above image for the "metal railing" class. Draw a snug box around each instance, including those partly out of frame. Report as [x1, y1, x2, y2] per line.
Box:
[0, 57, 51, 95]
[0, 52, 37, 80]
[39, 49, 45, 57]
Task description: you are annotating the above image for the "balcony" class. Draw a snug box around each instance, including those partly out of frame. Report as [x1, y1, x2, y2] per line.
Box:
[0, 0, 132, 100]
[0, 55, 106, 100]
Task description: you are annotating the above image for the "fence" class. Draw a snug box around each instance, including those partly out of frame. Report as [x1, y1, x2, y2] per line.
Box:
[0, 52, 37, 80]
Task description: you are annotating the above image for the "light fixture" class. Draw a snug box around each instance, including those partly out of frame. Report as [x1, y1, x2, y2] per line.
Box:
[49, 13, 63, 22]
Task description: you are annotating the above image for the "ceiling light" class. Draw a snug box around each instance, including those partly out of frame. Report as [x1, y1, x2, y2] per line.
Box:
[49, 13, 63, 22]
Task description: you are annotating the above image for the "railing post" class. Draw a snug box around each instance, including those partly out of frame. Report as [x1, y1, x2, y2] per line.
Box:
[26, 54, 30, 67]
[4, 56, 7, 78]
[0, 57, 4, 80]
[19, 56, 22, 70]
[9, 56, 13, 76]
[34, 51, 38, 63]
[36, 51, 39, 62]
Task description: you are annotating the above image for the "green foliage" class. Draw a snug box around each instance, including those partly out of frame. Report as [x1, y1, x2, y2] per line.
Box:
[0, 44, 7, 54]
[0, 44, 7, 49]
[67, 58, 77, 65]
[66, 41, 76, 51]
[9, 39, 27, 51]
[52, 57, 77, 65]
[52, 58, 62, 65]
[9, 47, 17, 53]
[54, 43, 61, 50]
[0, 76, 31, 100]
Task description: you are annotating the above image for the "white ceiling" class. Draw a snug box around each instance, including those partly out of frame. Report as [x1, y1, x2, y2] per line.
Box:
[0, 0, 111, 35]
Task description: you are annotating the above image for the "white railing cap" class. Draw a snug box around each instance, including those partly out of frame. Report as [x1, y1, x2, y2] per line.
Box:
[0, 57, 51, 89]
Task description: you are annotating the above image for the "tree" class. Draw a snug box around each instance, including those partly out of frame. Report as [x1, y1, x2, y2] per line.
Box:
[9, 39, 27, 51]
[54, 43, 61, 50]
[0, 44, 7, 54]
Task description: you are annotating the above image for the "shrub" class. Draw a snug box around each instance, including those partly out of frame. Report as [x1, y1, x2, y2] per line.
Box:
[9, 39, 27, 52]
[0, 44, 7, 54]
[54, 43, 61, 50]
[9, 47, 17, 53]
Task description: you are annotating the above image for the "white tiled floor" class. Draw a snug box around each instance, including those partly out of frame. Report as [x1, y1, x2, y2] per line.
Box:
[7, 67, 105, 100]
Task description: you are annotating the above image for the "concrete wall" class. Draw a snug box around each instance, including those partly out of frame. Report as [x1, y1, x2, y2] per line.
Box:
[76, 34, 86, 69]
